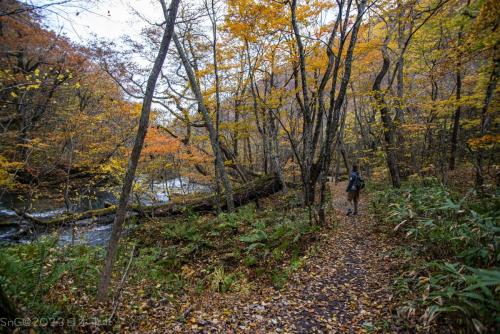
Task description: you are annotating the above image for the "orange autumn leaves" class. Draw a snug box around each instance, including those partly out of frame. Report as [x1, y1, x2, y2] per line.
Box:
[142, 127, 180, 157]
[142, 127, 209, 167]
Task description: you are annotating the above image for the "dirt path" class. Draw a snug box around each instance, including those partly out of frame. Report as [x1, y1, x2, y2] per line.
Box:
[160, 182, 398, 333]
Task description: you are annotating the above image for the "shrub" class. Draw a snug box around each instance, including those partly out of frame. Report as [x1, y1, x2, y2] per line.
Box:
[371, 181, 500, 332]
[209, 266, 236, 293]
[0, 238, 103, 318]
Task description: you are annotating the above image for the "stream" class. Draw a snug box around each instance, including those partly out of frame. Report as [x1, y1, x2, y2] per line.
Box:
[0, 177, 211, 247]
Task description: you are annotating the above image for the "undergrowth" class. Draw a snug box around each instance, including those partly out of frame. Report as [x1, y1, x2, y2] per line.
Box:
[0, 238, 104, 320]
[0, 190, 322, 330]
[134, 193, 319, 293]
[371, 177, 499, 333]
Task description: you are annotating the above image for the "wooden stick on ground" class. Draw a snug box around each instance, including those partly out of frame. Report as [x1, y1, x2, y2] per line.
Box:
[108, 243, 137, 324]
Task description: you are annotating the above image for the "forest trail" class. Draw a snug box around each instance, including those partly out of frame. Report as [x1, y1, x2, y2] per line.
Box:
[164, 182, 398, 333]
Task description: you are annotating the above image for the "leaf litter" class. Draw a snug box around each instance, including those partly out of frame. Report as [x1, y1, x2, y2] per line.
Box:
[80, 182, 400, 333]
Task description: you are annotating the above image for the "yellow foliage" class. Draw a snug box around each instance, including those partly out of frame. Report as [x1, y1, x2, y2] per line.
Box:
[467, 134, 500, 150]
[0, 155, 22, 189]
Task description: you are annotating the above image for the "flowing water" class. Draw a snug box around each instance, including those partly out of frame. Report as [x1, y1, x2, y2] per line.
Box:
[0, 177, 211, 246]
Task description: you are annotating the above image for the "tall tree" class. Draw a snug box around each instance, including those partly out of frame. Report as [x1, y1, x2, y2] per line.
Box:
[97, 0, 181, 300]
[172, 32, 235, 211]
[289, 0, 367, 222]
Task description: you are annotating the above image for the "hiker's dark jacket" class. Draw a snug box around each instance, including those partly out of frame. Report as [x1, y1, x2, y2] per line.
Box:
[346, 171, 360, 192]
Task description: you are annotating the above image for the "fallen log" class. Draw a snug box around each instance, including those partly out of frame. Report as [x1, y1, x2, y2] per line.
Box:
[151, 174, 282, 216]
[15, 206, 118, 226]
[21, 175, 282, 226]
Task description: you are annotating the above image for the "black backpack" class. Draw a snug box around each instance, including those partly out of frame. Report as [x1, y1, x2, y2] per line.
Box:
[354, 174, 365, 190]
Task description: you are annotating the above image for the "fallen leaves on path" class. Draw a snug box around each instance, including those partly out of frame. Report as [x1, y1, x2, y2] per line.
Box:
[122, 182, 399, 333]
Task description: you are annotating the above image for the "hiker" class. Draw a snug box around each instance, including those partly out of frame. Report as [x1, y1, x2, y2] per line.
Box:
[346, 164, 364, 215]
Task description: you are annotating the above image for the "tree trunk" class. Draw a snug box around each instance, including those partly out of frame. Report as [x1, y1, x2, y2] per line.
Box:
[96, 0, 180, 301]
[290, 0, 314, 206]
[315, 0, 367, 224]
[152, 175, 282, 216]
[268, 68, 286, 191]
[449, 67, 461, 171]
[372, 40, 401, 188]
[449, 31, 463, 171]
[475, 44, 499, 187]
[173, 33, 234, 211]
[15, 176, 282, 229]
[233, 106, 239, 157]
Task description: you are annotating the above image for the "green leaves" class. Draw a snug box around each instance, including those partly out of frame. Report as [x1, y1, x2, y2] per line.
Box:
[421, 262, 500, 330]
[373, 181, 500, 331]
[240, 229, 268, 243]
[0, 239, 103, 318]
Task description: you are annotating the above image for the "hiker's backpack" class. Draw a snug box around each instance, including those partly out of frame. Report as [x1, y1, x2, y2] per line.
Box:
[354, 174, 365, 190]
